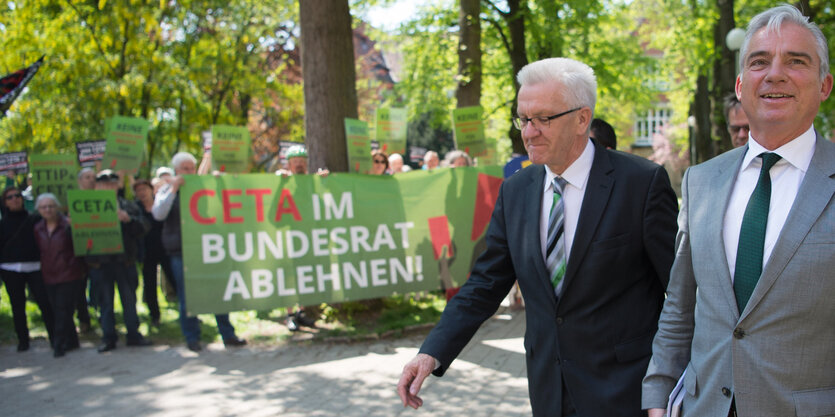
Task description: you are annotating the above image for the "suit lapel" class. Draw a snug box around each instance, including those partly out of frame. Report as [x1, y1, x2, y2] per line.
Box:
[525, 167, 557, 302]
[743, 134, 835, 318]
[705, 150, 745, 319]
[562, 145, 613, 296]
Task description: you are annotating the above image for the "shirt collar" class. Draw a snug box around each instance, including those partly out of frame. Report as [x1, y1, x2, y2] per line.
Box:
[743, 125, 816, 173]
[543, 138, 596, 192]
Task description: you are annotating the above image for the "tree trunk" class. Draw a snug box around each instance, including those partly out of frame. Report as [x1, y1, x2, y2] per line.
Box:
[299, 0, 357, 172]
[692, 73, 713, 164]
[712, 0, 736, 155]
[504, 0, 528, 155]
[456, 0, 482, 109]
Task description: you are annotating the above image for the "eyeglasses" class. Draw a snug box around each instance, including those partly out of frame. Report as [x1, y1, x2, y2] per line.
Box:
[728, 124, 749, 135]
[373, 159, 387, 164]
[513, 107, 582, 130]
[4, 193, 22, 200]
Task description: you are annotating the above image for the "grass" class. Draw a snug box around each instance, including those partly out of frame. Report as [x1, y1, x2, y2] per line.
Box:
[0, 277, 446, 347]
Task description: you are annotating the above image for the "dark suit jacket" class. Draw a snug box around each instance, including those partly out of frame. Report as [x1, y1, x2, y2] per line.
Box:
[420, 140, 678, 416]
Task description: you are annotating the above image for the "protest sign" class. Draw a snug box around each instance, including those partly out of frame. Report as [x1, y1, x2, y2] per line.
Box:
[67, 190, 123, 256]
[75, 140, 107, 167]
[211, 125, 251, 173]
[452, 106, 487, 157]
[179, 167, 503, 314]
[101, 116, 149, 173]
[30, 154, 78, 207]
[0, 151, 28, 175]
[344, 118, 372, 174]
[374, 107, 407, 155]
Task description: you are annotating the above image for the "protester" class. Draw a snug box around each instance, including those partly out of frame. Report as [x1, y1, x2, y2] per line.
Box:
[422, 151, 439, 171]
[397, 57, 678, 416]
[33, 193, 86, 358]
[77, 167, 96, 191]
[723, 92, 751, 148]
[590, 118, 617, 150]
[644, 6, 834, 416]
[0, 186, 54, 352]
[133, 179, 172, 327]
[388, 153, 411, 173]
[152, 152, 247, 351]
[88, 170, 152, 353]
[442, 150, 472, 167]
[371, 150, 390, 175]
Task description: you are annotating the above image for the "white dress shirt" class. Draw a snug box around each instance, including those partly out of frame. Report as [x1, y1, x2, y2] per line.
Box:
[723, 126, 816, 280]
[540, 139, 595, 294]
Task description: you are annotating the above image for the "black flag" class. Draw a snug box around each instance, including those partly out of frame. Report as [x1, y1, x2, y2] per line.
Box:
[0, 55, 45, 116]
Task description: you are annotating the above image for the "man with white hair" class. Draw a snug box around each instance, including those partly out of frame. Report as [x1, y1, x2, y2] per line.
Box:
[644, 5, 834, 416]
[398, 57, 678, 416]
[152, 152, 247, 352]
[388, 153, 411, 173]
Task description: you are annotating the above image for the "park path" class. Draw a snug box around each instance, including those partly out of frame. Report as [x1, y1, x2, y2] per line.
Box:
[0, 308, 530, 417]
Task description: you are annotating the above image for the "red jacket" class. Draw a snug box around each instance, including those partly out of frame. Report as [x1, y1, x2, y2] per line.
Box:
[34, 216, 86, 285]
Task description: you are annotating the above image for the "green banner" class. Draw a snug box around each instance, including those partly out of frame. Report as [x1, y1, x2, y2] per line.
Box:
[211, 125, 251, 173]
[344, 118, 372, 174]
[30, 154, 79, 208]
[102, 116, 149, 173]
[67, 190, 124, 256]
[452, 106, 487, 157]
[375, 107, 407, 155]
[179, 167, 503, 314]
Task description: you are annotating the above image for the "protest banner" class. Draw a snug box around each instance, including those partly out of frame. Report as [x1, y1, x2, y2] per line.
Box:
[179, 166, 503, 314]
[101, 116, 149, 173]
[0, 151, 28, 175]
[452, 106, 487, 157]
[344, 118, 372, 174]
[210, 125, 251, 173]
[30, 154, 79, 207]
[67, 190, 124, 256]
[374, 107, 407, 155]
[75, 140, 107, 167]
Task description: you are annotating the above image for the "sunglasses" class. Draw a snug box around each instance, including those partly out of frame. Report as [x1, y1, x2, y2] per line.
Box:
[373, 159, 387, 164]
[4, 193, 22, 200]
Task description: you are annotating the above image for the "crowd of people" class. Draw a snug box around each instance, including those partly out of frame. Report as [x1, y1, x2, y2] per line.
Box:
[0, 143, 478, 357]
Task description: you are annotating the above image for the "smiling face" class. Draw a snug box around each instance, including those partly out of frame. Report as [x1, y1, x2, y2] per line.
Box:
[736, 23, 833, 148]
[518, 82, 591, 174]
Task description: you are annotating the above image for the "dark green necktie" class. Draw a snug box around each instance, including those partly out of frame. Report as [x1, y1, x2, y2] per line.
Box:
[734, 152, 781, 313]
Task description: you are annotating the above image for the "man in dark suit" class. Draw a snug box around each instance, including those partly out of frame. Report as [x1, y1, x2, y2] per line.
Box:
[397, 57, 678, 416]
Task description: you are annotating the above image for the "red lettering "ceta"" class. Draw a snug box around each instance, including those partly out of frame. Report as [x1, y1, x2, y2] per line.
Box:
[189, 188, 302, 224]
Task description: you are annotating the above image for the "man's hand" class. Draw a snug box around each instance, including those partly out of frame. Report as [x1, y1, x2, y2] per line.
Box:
[397, 353, 437, 409]
[647, 408, 666, 417]
[117, 209, 131, 223]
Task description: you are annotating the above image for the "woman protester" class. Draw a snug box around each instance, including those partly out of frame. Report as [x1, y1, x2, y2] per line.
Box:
[371, 150, 390, 175]
[33, 193, 87, 357]
[0, 186, 54, 352]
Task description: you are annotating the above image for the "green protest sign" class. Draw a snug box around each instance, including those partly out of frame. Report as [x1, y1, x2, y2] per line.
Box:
[211, 125, 251, 173]
[452, 106, 487, 157]
[101, 116, 149, 173]
[179, 167, 503, 314]
[374, 107, 407, 155]
[30, 154, 79, 208]
[344, 118, 372, 174]
[67, 190, 124, 256]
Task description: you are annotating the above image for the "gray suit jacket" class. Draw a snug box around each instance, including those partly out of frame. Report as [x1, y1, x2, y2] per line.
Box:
[643, 133, 835, 416]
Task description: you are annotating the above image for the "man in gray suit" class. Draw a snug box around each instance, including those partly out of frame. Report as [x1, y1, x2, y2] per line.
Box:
[643, 5, 834, 416]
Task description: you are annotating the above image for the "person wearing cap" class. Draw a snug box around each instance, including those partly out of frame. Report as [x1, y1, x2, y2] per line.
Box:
[88, 169, 152, 352]
[152, 152, 247, 352]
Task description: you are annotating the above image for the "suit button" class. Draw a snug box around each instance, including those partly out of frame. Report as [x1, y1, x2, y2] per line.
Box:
[721, 387, 731, 397]
[733, 328, 745, 339]
[556, 317, 564, 325]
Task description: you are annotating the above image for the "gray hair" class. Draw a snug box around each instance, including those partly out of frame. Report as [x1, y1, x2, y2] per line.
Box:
[516, 57, 597, 117]
[739, 4, 829, 80]
[155, 166, 175, 178]
[722, 93, 743, 120]
[35, 193, 61, 209]
[423, 151, 439, 162]
[170, 152, 197, 171]
[77, 167, 95, 179]
[443, 150, 472, 167]
[388, 153, 404, 163]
